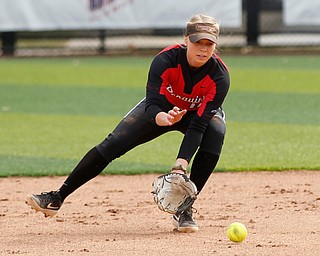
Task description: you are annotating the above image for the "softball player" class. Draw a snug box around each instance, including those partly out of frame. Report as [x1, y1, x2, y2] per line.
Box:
[26, 14, 230, 233]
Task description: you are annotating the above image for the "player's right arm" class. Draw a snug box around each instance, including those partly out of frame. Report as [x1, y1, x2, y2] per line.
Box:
[155, 107, 187, 126]
[145, 50, 181, 126]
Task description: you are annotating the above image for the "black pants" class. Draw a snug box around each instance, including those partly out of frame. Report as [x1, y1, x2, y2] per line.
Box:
[97, 98, 225, 161]
[60, 98, 226, 200]
[96, 98, 226, 189]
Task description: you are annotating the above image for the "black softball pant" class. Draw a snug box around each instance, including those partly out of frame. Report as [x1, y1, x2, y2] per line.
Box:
[60, 98, 227, 199]
[96, 98, 226, 166]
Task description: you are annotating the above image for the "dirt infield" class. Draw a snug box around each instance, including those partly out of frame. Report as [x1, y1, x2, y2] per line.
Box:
[1, 171, 320, 256]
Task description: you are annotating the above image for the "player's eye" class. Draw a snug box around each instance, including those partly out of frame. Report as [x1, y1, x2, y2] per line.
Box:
[196, 40, 214, 47]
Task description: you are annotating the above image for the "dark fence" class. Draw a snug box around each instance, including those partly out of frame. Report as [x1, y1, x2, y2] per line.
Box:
[1, 0, 320, 56]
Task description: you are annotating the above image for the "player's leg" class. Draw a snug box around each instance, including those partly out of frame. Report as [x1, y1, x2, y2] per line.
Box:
[190, 109, 226, 193]
[56, 100, 158, 202]
[26, 99, 173, 216]
[61, 98, 175, 195]
[95, 99, 174, 163]
[173, 109, 226, 232]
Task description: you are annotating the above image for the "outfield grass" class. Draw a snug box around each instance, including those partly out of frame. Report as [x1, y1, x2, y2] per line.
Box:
[0, 55, 319, 176]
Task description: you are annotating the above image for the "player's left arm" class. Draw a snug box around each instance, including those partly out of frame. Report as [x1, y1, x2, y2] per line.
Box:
[176, 71, 230, 163]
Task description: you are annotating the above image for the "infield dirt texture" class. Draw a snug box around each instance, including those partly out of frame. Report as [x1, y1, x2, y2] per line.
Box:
[1, 170, 320, 255]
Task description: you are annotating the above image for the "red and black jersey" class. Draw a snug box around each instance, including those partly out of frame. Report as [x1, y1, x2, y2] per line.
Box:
[145, 44, 230, 162]
[146, 44, 230, 122]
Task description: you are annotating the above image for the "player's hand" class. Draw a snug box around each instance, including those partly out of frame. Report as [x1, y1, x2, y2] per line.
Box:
[156, 107, 187, 126]
[168, 106, 187, 124]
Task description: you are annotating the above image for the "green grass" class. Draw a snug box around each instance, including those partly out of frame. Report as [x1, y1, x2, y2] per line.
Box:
[0, 55, 319, 176]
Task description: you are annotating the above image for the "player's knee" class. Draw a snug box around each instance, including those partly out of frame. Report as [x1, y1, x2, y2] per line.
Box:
[210, 116, 226, 140]
[96, 132, 123, 162]
[199, 118, 226, 155]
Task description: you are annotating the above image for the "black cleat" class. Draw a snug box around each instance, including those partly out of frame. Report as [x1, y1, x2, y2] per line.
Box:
[172, 208, 199, 233]
[26, 191, 62, 217]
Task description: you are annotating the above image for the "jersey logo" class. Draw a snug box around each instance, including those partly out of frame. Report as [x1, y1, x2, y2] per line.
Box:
[166, 84, 204, 109]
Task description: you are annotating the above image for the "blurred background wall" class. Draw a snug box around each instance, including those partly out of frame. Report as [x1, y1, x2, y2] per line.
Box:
[1, 0, 319, 56]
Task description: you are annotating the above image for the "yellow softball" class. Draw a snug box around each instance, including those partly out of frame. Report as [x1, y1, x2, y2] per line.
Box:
[227, 222, 248, 242]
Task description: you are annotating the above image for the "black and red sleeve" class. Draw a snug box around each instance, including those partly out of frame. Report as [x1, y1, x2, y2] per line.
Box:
[145, 50, 175, 124]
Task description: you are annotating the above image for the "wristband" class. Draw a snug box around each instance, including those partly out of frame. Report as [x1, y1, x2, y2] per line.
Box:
[171, 165, 187, 174]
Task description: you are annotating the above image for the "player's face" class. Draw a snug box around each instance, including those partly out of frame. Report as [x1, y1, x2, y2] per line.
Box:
[185, 37, 215, 68]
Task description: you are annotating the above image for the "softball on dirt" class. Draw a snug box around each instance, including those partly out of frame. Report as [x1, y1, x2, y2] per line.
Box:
[227, 222, 247, 242]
